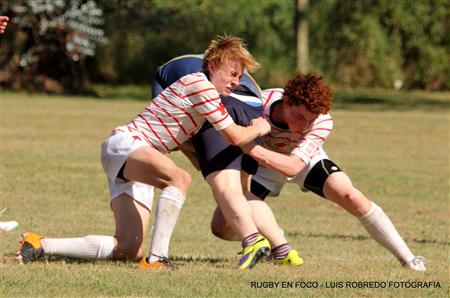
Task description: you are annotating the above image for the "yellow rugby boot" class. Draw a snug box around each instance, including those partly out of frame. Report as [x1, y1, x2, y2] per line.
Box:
[238, 236, 270, 269]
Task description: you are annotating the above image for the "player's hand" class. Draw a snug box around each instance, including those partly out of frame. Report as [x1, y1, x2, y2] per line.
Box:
[250, 117, 271, 136]
[0, 16, 9, 34]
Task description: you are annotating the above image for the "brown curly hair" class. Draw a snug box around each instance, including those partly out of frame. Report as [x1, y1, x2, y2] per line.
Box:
[283, 71, 332, 114]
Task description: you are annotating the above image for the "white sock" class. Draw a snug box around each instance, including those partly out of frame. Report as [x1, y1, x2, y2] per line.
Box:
[148, 186, 185, 262]
[41, 235, 116, 260]
[359, 202, 415, 263]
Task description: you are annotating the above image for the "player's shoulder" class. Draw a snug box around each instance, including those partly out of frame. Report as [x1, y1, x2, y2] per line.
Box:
[178, 72, 208, 84]
[177, 72, 216, 95]
[313, 113, 333, 128]
[262, 88, 284, 100]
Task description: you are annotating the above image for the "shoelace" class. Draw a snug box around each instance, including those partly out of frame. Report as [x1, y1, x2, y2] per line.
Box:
[410, 256, 425, 266]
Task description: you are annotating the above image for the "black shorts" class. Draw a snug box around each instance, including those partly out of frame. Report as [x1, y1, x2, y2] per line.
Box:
[250, 159, 342, 199]
[192, 95, 263, 178]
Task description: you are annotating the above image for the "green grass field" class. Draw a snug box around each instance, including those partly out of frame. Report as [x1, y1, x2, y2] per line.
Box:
[1, 90, 449, 297]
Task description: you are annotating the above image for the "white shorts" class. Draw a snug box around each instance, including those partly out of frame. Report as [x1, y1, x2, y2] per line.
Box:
[252, 148, 329, 197]
[100, 129, 155, 210]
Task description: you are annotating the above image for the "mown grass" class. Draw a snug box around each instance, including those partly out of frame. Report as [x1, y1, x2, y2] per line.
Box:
[1, 90, 449, 297]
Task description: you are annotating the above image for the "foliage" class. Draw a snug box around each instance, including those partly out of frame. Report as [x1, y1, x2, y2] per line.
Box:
[0, 0, 448, 91]
[309, 0, 449, 90]
[0, 0, 107, 93]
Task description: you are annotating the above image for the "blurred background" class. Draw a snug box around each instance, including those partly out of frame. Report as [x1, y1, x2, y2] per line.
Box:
[0, 0, 448, 96]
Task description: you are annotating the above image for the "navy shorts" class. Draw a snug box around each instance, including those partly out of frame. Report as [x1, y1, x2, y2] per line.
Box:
[192, 95, 263, 178]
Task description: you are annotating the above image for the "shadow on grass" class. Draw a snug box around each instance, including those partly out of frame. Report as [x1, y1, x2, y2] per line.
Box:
[7, 252, 231, 266]
[287, 231, 450, 246]
[171, 255, 230, 264]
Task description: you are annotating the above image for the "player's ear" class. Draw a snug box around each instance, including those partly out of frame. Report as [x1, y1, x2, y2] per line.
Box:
[208, 61, 216, 74]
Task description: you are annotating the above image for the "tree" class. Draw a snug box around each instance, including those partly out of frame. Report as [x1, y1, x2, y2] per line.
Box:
[0, 0, 107, 93]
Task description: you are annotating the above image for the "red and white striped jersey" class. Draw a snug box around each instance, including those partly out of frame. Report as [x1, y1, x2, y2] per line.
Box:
[261, 88, 333, 165]
[115, 72, 234, 153]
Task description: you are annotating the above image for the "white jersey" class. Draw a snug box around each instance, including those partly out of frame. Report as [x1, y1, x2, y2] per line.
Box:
[261, 88, 333, 165]
[114, 72, 234, 153]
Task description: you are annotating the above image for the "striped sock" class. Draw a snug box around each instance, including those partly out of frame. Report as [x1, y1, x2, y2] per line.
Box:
[242, 232, 261, 248]
[271, 243, 292, 259]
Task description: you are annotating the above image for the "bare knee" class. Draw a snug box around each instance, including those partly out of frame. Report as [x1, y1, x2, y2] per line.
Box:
[168, 168, 192, 193]
[340, 188, 371, 216]
[210, 208, 239, 241]
[210, 221, 238, 241]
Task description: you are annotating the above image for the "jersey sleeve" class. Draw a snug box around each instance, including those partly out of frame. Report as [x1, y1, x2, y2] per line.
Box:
[290, 114, 333, 165]
[182, 75, 234, 130]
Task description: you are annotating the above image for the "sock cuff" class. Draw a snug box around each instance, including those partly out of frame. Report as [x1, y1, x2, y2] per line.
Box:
[87, 235, 115, 259]
[359, 201, 381, 221]
[160, 186, 185, 208]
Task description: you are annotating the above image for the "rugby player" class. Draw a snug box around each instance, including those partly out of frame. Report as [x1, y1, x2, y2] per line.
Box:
[18, 35, 272, 270]
[211, 72, 426, 272]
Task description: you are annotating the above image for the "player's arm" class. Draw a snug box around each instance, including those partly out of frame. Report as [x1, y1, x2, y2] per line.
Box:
[243, 143, 305, 177]
[188, 79, 270, 146]
[218, 117, 270, 147]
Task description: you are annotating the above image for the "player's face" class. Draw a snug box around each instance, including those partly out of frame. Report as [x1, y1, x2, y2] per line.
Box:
[284, 103, 319, 133]
[208, 60, 243, 96]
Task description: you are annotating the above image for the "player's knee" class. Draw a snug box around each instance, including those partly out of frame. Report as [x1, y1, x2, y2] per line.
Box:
[210, 220, 237, 241]
[169, 168, 192, 193]
[210, 221, 225, 239]
[342, 188, 370, 216]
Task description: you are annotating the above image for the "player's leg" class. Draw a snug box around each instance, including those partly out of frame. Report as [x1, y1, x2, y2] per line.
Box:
[18, 160, 156, 263]
[210, 193, 286, 247]
[301, 156, 425, 271]
[323, 171, 424, 270]
[30, 193, 149, 262]
[192, 96, 270, 269]
[322, 172, 371, 216]
[111, 193, 150, 260]
[122, 145, 191, 267]
[206, 169, 270, 269]
[210, 166, 303, 266]
[206, 169, 258, 239]
[241, 170, 287, 249]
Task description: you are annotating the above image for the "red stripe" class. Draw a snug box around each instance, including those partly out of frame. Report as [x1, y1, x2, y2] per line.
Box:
[308, 133, 326, 141]
[309, 127, 332, 132]
[191, 96, 220, 107]
[152, 101, 188, 136]
[137, 129, 159, 149]
[263, 90, 274, 110]
[113, 128, 125, 133]
[124, 124, 159, 149]
[202, 108, 220, 116]
[137, 113, 170, 152]
[312, 118, 332, 126]
[168, 86, 183, 99]
[169, 85, 216, 99]
[145, 108, 181, 147]
[178, 78, 205, 86]
[184, 88, 216, 98]
[159, 93, 197, 126]
[210, 114, 230, 125]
